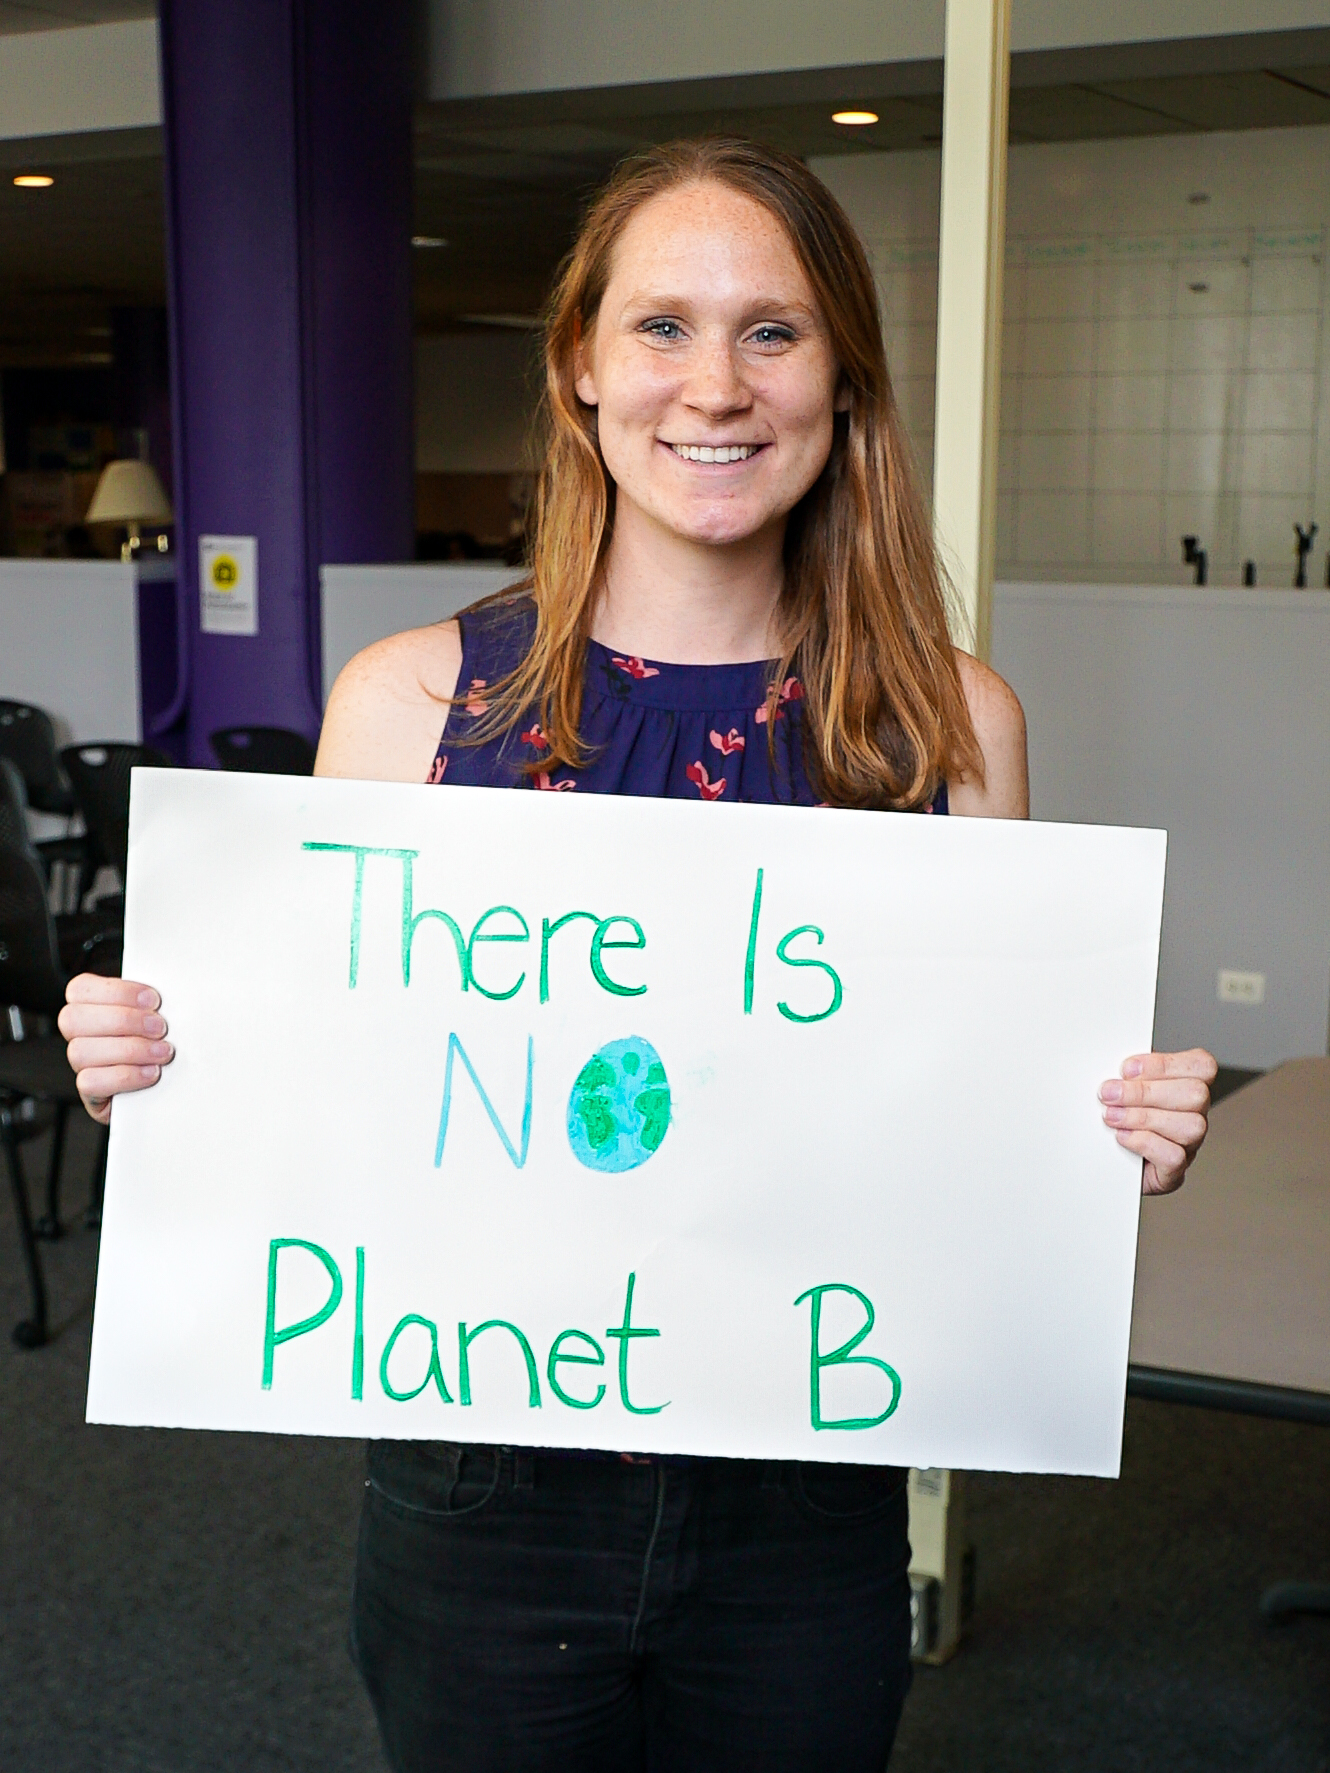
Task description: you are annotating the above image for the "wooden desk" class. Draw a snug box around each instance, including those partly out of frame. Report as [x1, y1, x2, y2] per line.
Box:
[1127, 1057, 1330, 1620]
[1128, 1057, 1330, 1423]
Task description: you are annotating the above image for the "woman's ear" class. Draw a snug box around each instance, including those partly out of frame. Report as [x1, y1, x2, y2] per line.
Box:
[573, 316, 599, 407]
[833, 375, 852, 414]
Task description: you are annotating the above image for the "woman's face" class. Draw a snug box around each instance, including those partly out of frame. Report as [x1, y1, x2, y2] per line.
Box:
[574, 180, 845, 552]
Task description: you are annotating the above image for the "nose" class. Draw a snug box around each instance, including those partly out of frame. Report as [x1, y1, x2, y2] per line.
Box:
[682, 331, 752, 419]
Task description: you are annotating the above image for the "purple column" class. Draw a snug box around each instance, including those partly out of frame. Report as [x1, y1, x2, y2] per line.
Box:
[159, 0, 414, 765]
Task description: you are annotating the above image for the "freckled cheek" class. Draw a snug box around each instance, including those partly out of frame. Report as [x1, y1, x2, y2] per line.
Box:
[594, 384, 659, 462]
[598, 354, 680, 431]
[752, 369, 836, 436]
[594, 402, 667, 495]
[781, 370, 837, 424]
[769, 399, 835, 479]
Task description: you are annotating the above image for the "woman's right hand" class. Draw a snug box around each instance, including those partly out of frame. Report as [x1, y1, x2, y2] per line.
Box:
[58, 974, 174, 1126]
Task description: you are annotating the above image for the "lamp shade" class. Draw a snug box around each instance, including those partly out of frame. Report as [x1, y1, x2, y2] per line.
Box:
[85, 459, 174, 526]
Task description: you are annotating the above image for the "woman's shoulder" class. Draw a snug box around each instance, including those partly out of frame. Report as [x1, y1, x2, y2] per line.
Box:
[948, 649, 1029, 818]
[955, 649, 1024, 742]
[315, 621, 463, 783]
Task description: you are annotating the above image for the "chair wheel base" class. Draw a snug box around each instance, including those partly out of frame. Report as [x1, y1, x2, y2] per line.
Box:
[33, 1214, 62, 1241]
[12, 1318, 47, 1350]
[1261, 1580, 1330, 1622]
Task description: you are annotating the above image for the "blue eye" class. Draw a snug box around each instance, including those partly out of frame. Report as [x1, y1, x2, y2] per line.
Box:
[750, 325, 795, 346]
[643, 319, 684, 340]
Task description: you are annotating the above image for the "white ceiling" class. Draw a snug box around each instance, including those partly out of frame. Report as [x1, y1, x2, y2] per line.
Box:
[0, 0, 150, 34]
[3, 19, 1330, 362]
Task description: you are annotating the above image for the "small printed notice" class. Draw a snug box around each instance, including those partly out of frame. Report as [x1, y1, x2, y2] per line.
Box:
[86, 771, 1166, 1476]
[199, 534, 258, 636]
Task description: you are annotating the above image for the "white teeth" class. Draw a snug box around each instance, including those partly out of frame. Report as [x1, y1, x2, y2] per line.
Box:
[671, 443, 756, 463]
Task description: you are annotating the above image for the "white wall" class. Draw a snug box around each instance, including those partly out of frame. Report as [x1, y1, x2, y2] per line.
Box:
[815, 124, 1330, 587]
[992, 581, 1330, 1068]
[0, 559, 140, 744]
[321, 563, 523, 702]
[415, 334, 538, 474]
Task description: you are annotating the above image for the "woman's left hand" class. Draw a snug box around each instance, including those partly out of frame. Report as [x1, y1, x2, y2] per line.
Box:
[1099, 1049, 1218, 1196]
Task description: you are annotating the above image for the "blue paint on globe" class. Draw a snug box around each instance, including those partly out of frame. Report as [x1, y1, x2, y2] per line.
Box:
[566, 1036, 671, 1173]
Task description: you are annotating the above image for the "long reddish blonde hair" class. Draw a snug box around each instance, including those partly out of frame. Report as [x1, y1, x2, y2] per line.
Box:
[471, 137, 980, 808]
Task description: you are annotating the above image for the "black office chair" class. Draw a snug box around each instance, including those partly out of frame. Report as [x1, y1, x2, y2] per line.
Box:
[210, 725, 316, 775]
[0, 779, 120, 1348]
[0, 701, 88, 905]
[60, 742, 174, 888]
[0, 701, 75, 816]
[2, 757, 126, 978]
[0, 758, 35, 875]
[1262, 1579, 1330, 1622]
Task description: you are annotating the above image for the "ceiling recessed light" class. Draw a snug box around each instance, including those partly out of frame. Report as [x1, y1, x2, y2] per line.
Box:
[412, 234, 447, 248]
[832, 110, 879, 126]
[13, 174, 54, 188]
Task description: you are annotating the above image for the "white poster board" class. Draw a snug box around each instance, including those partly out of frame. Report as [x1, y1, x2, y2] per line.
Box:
[87, 771, 1166, 1477]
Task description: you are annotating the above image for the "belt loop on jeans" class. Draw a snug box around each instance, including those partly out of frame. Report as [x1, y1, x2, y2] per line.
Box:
[513, 1448, 535, 1490]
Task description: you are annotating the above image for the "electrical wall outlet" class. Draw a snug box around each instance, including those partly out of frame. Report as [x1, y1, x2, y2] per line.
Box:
[1217, 969, 1265, 1004]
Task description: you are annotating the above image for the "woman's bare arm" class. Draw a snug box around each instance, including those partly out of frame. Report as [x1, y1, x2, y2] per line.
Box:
[315, 620, 463, 783]
[947, 651, 1029, 819]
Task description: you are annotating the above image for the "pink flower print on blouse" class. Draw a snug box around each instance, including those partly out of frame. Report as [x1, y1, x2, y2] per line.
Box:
[535, 771, 575, 791]
[426, 754, 448, 784]
[754, 676, 803, 724]
[464, 679, 490, 716]
[611, 655, 661, 681]
[520, 723, 550, 751]
[685, 761, 726, 800]
[710, 727, 746, 756]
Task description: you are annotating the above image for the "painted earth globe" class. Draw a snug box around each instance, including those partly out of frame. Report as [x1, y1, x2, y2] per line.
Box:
[566, 1036, 671, 1172]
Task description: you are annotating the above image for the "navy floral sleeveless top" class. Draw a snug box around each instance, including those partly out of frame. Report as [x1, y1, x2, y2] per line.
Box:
[429, 595, 948, 815]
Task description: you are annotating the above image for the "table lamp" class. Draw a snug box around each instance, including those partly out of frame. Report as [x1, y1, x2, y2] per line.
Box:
[84, 459, 174, 561]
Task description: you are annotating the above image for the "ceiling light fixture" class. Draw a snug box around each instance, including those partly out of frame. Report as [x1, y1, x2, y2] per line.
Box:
[832, 110, 879, 126]
[13, 174, 54, 188]
[412, 234, 447, 248]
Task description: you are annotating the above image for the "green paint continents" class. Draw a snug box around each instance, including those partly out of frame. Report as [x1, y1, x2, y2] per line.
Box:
[566, 1037, 671, 1172]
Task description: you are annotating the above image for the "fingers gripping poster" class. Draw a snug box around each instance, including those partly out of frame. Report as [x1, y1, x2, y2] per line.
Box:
[86, 771, 1166, 1477]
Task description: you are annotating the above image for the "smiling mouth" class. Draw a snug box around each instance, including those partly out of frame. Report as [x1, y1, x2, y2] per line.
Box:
[665, 442, 763, 464]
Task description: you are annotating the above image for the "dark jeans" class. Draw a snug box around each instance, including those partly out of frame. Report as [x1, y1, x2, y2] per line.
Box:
[351, 1441, 913, 1772]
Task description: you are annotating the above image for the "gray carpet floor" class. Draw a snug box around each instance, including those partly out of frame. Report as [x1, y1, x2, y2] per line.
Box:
[2, 1091, 1327, 1771]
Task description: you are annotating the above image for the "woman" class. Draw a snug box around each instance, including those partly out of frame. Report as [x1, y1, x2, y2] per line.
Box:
[61, 140, 1215, 1770]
